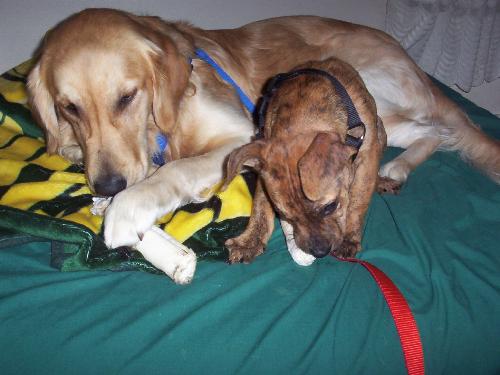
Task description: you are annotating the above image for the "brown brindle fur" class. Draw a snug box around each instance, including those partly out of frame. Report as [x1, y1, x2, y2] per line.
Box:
[225, 58, 399, 262]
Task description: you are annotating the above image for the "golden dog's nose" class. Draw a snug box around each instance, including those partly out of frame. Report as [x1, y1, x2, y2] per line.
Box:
[93, 174, 127, 197]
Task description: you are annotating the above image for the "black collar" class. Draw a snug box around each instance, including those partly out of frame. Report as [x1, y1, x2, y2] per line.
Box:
[256, 68, 366, 151]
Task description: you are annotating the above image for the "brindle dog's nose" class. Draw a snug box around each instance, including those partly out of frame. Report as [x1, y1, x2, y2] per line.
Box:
[311, 246, 332, 258]
[93, 174, 127, 196]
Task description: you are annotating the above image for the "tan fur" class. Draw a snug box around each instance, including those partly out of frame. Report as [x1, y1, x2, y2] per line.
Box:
[27, 9, 500, 249]
[225, 58, 394, 261]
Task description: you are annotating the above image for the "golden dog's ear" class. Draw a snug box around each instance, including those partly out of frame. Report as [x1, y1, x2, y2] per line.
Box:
[27, 61, 60, 154]
[224, 140, 267, 189]
[298, 132, 356, 202]
[144, 32, 191, 137]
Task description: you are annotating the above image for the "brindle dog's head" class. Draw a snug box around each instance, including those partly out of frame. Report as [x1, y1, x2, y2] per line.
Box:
[226, 131, 357, 258]
[225, 60, 368, 258]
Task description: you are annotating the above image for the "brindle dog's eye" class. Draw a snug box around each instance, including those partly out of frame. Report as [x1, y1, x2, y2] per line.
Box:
[321, 200, 338, 216]
[117, 90, 137, 110]
[65, 102, 79, 116]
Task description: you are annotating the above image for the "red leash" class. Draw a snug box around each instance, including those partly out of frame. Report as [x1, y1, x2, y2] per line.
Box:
[333, 255, 425, 375]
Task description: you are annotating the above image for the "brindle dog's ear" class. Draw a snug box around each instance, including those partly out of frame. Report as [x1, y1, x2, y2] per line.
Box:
[298, 132, 356, 202]
[224, 140, 267, 189]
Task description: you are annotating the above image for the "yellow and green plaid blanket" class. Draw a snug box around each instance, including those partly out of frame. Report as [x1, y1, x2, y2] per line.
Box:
[0, 61, 254, 273]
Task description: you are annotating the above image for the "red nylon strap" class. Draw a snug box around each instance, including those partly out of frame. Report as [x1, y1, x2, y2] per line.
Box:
[333, 255, 425, 375]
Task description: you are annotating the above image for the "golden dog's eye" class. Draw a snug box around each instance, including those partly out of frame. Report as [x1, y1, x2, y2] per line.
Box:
[321, 200, 338, 216]
[65, 102, 79, 116]
[117, 90, 137, 110]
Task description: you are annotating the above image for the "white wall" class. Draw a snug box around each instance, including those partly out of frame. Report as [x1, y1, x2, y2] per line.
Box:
[0, 0, 386, 73]
[0, 0, 498, 115]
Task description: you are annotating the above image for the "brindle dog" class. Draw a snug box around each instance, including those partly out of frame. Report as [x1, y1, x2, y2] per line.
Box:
[224, 57, 399, 264]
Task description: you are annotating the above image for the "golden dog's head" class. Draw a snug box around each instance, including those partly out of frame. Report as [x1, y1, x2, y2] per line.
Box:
[226, 132, 357, 258]
[27, 8, 191, 196]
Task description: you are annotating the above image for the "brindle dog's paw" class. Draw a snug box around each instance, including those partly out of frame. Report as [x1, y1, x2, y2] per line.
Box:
[377, 176, 402, 195]
[333, 239, 361, 259]
[225, 238, 264, 264]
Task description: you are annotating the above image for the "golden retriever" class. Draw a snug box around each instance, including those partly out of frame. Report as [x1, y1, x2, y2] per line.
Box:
[28, 8, 500, 254]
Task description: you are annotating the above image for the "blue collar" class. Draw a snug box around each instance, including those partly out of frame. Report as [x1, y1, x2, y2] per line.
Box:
[152, 48, 255, 166]
[152, 133, 168, 166]
[194, 48, 255, 113]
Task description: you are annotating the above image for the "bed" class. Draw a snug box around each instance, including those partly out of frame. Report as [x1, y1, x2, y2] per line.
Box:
[0, 60, 499, 375]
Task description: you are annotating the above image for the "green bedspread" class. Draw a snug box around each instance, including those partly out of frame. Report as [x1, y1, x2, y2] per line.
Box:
[0, 61, 499, 374]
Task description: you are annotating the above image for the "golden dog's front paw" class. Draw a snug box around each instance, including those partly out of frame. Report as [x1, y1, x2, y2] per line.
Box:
[333, 239, 361, 259]
[225, 237, 264, 264]
[104, 185, 162, 249]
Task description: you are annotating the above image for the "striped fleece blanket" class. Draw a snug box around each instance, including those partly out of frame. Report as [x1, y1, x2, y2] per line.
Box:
[0, 61, 255, 273]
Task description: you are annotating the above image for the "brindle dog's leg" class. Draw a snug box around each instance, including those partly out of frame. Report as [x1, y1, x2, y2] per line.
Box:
[335, 118, 390, 258]
[225, 178, 275, 263]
